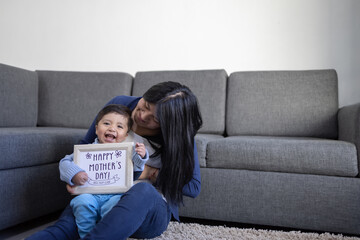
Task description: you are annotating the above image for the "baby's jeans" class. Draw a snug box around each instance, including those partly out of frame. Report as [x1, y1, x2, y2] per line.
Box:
[70, 193, 122, 238]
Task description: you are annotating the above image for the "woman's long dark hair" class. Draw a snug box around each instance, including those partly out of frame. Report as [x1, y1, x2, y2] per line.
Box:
[143, 81, 203, 204]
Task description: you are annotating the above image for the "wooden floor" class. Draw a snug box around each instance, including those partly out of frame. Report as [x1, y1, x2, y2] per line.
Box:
[0, 212, 61, 240]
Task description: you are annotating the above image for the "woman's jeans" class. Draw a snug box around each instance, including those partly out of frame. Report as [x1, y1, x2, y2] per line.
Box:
[26, 182, 171, 240]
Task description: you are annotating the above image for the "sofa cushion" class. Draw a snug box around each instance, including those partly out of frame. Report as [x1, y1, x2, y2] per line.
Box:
[37, 71, 133, 128]
[207, 136, 358, 177]
[338, 103, 360, 170]
[226, 70, 338, 138]
[195, 134, 224, 167]
[0, 63, 38, 127]
[180, 168, 360, 234]
[0, 127, 87, 170]
[132, 70, 228, 134]
[0, 163, 71, 230]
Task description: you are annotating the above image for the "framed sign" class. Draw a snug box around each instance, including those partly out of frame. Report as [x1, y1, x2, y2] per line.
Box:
[72, 142, 133, 195]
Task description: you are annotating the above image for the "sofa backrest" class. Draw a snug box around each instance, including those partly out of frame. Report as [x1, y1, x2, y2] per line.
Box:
[0, 64, 38, 127]
[37, 71, 133, 129]
[226, 70, 338, 139]
[132, 70, 228, 134]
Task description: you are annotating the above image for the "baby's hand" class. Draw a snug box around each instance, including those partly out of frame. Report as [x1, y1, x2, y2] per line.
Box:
[71, 171, 88, 185]
[135, 142, 146, 158]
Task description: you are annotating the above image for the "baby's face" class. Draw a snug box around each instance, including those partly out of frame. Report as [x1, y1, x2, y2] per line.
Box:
[95, 112, 129, 144]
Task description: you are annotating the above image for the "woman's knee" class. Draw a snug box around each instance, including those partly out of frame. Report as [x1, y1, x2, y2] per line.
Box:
[129, 182, 157, 196]
[120, 182, 159, 205]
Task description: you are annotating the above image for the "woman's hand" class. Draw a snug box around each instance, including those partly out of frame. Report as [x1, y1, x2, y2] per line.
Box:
[148, 168, 159, 183]
[138, 165, 159, 183]
[135, 142, 146, 158]
[66, 184, 77, 194]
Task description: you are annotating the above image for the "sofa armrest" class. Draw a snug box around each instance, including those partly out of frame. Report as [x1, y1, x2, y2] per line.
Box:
[338, 103, 360, 167]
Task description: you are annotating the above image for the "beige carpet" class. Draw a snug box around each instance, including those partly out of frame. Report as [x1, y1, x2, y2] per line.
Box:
[6, 221, 360, 240]
[131, 222, 360, 240]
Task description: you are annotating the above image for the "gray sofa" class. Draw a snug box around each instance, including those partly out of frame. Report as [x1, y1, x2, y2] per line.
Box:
[1, 63, 360, 235]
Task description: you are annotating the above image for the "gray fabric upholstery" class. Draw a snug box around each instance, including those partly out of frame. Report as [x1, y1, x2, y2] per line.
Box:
[195, 134, 224, 167]
[0, 163, 71, 230]
[338, 103, 360, 169]
[2, 63, 360, 235]
[0, 127, 87, 170]
[207, 136, 358, 177]
[0, 64, 38, 127]
[37, 71, 133, 128]
[132, 70, 227, 134]
[226, 70, 338, 138]
[180, 168, 360, 235]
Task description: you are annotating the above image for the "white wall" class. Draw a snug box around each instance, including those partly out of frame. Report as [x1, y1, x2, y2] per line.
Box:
[0, 0, 359, 106]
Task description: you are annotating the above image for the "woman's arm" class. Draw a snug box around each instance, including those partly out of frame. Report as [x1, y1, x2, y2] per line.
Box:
[182, 141, 201, 198]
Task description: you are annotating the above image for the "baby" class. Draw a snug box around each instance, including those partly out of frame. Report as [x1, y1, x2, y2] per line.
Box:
[59, 104, 149, 238]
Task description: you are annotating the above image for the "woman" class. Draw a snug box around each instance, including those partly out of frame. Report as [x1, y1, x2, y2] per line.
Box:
[27, 81, 202, 240]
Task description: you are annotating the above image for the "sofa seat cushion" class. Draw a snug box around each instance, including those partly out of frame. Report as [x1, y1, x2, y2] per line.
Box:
[0, 127, 87, 170]
[195, 134, 224, 167]
[207, 136, 358, 177]
[0, 163, 71, 230]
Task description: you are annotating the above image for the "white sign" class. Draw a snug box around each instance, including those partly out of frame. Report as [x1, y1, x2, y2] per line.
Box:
[72, 142, 133, 195]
